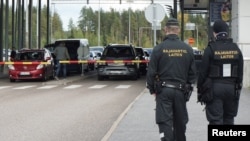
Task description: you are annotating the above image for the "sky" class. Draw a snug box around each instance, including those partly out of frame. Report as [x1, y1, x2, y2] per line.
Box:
[49, 0, 174, 30]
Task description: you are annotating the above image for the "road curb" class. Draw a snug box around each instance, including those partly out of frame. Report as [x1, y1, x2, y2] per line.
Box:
[101, 88, 148, 141]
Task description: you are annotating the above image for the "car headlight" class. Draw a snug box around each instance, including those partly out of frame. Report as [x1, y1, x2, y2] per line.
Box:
[36, 64, 44, 69]
[8, 65, 15, 70]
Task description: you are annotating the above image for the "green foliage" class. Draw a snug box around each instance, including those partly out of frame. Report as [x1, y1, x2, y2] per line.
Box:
[3, 4, 209, 50]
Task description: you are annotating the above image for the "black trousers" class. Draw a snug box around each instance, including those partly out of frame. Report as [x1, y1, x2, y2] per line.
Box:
[155, 87, 188, 141]
[206, 82, 239, 125]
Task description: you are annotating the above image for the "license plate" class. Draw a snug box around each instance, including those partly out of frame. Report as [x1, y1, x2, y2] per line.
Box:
[110, 71, 122, 74]
[20, 72, 30, 75]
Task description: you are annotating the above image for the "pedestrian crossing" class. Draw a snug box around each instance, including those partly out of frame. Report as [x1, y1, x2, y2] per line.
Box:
[0, 84, 132, 90]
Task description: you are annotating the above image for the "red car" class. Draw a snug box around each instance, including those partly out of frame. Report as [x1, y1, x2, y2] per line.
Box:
[8, 48, 55, 82]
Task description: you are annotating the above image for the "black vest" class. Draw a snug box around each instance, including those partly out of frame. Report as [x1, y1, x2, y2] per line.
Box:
[208, 40, 240, 78]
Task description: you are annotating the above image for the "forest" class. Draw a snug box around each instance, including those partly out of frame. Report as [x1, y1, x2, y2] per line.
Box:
[3, 5, 209, 50]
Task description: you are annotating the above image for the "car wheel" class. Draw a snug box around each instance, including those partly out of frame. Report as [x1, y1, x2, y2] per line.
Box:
[131, 74, 138, 80]
[98, 75, 104, 81]
[10, 78, 15, 82]
[137, 70, 141, 78]
[42, 72, 47, 82]
[50, 70, 55, 79]
[84, 65, 89, 73]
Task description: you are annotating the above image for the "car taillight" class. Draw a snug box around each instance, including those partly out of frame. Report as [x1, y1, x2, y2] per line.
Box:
[36, 64, 44, 69]
[8, 65, 15, 70]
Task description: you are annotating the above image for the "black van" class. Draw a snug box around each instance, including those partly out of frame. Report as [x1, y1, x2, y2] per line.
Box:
[45, 39, 91, 75]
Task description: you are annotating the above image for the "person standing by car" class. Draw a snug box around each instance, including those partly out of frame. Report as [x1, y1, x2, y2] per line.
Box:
[146, 18, 197, 141]
[10, 47, 17, 61]
[54, 42, 70, 80]
[197, 19, 244, 125]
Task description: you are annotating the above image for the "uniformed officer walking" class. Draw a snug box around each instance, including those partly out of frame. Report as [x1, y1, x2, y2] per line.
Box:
[197, 19, 244, 125]
[146, 18, 197, 141]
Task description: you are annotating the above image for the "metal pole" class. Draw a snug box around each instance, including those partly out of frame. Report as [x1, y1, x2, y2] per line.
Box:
[36, 0, 39, 48]
[12, 0, 15, 48]
[28, 0, 33, 48]
[22, 0, 25, 48]
[174, 0, 177, 18]
[127, 0, 134, 44]
[25, 0, 29, 48]
[47, 0, 50, 44]
[196, 25, 198, 48]
[5, 0, 9, 60]
[38, 0, 41, 49]
[17, 0, 22, 50]
[129, 6, 131, 44]
[98, 0, 100, 46]
[181, 0, 184, 41]
[153, 4, 156, 47]
[0, 0, 4, 63]
[51, 3, 54, 42]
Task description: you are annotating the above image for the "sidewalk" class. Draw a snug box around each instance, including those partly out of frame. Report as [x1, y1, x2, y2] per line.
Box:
[105, 87, 250, 141]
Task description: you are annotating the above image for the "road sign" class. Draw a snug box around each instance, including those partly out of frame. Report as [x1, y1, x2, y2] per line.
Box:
[145, 3, 166, 46]
[188, 38, 195, 45]
[145, 3, 166, 24]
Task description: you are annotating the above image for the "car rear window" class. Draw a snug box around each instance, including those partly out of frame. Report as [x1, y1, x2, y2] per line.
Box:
[103, 46, 134, 57]
[16, 51, 44, 61]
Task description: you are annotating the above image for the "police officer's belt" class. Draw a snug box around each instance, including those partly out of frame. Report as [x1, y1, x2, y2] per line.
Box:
[161, 81, 185, 90]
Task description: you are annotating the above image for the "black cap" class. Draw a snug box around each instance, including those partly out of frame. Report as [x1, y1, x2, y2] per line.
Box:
[166, 18, 179, 26]
[213, 20, 228, 33]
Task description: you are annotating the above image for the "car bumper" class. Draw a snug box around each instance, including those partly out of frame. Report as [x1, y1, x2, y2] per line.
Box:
[9, 69, 45, 80]
[98, 66, 137, 76]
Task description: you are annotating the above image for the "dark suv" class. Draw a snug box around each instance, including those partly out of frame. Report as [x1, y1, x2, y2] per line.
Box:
[97, 44, 140, 80]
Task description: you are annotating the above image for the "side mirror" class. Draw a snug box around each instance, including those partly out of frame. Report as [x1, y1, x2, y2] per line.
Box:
[144, 52, 149, 57]
[45, 57, 51, 61]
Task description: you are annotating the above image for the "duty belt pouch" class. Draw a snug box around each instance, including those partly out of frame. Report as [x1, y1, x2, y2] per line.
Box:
[200, 78, 213, 103]
[184, 84, 193, 102]
[154, 80, 162, 94]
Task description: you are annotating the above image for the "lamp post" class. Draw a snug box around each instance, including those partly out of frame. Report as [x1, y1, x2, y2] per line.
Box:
[196, 25, 199, 48]
[98, 0, 100, 46]
[127, 0, 133, 44]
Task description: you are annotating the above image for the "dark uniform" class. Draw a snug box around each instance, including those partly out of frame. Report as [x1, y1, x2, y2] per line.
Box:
[147, 18, 197, 141]
[197, 19, 244, 125]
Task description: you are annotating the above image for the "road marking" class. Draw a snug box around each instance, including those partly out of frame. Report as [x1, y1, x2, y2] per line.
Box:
[0, 86, 12, 89]
[37, 85, 58, 89]
[89, 85, 107, 89]
[63, 85, 82, 89]
[13, 85, 36, 89]
[115, 85, 131, 89]
[8, 84, 133, 90]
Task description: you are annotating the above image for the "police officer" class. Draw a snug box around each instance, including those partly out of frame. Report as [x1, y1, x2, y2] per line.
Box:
[197, 19, 244, 125]
[146, 18, 197, 141]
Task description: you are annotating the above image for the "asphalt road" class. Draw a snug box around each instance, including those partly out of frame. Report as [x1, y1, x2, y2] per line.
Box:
[0, 73, 147, 141]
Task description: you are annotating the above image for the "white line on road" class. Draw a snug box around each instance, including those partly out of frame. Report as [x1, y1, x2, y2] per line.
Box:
[37, 85, 58, 89]
[89, 85, 107, 89]
[0, 86, 12, 89]
[63, 85, 82, 89]
[13, 85, 36, 89]
[115, 85, 131, 89]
